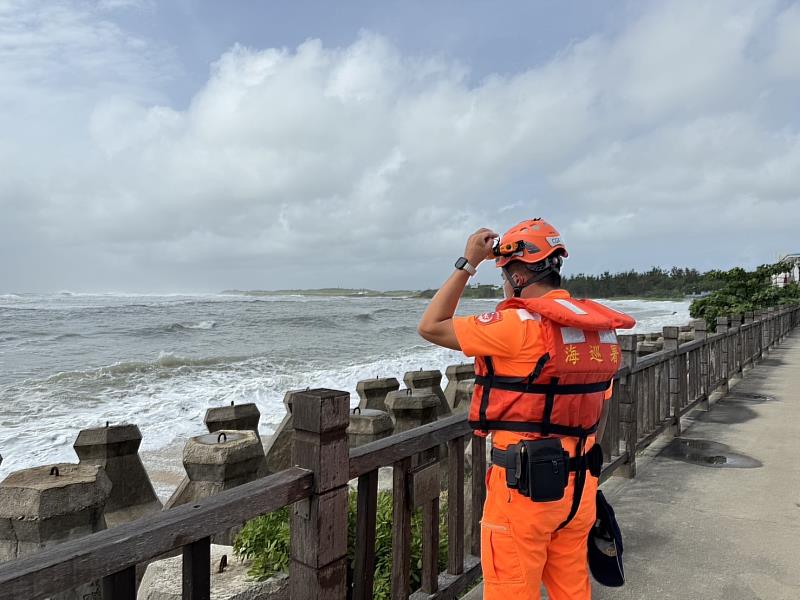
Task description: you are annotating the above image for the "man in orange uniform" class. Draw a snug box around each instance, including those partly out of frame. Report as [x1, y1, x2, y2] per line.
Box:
[418, 219, 634, 600]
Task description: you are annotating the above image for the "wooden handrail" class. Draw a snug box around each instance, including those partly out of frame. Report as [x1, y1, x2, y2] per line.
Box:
[0, 467, 313, 600]
[349, 413, 472, 479]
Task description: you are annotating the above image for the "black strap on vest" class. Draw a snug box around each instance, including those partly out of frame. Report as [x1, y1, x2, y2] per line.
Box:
[557, 434, 588, 531]
[529, 353, 550, 383]
[473, 376, 612, 396]
[541, 377, 558, 436]
[478, 356, 495, 431]
[469, 419, 597, 437]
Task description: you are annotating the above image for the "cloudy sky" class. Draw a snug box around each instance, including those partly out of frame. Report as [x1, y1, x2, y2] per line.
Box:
[1, 0, 799, 293]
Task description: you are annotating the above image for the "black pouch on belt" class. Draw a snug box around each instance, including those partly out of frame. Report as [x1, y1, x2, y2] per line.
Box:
[522, 438, 569, 502]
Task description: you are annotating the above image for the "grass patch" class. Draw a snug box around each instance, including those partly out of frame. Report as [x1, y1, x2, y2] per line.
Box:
[234, 489, 449, 599]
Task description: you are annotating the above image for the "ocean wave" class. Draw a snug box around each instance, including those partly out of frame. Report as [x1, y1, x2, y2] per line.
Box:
[166, 321, 217, 331]
[54, 333, 84, 341]
[43, 352, 251, 382]
[279, 315, 339, 328]
[380, 325, 418, 335]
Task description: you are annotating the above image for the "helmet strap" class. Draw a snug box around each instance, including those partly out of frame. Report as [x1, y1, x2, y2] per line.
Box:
[503, 255, 562, 297]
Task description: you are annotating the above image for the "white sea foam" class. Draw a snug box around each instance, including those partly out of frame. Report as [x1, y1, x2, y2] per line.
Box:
[0, 344, 461, 479]
[185, 320, 216, 330]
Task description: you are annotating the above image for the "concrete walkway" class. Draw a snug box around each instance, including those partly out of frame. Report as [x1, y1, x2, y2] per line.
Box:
[467, 330, 800, 600]
[592, 330, 800, 600]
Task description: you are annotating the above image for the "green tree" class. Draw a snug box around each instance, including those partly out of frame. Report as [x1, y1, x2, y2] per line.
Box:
[689, 262, 800, 330]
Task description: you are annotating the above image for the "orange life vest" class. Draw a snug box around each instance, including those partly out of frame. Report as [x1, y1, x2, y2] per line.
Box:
[468, 296, 636, 437]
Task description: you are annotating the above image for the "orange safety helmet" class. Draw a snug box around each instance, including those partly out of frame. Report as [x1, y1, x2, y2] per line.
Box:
[494, 218, 568, 296]
[493, 218, 568, 268]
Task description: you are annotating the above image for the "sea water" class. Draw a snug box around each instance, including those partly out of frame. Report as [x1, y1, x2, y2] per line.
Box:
[0, 292, 690, 486]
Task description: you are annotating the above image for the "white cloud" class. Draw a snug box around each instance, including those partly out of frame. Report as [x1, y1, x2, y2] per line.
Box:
[1, 0, 799, 291]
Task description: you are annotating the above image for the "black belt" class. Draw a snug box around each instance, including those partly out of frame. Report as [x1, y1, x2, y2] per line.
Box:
[492, 443, 604, 478]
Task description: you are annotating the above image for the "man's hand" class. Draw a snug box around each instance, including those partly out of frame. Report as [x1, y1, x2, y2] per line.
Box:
[418, 227, 498, 351]
[464, 228, 499, 268]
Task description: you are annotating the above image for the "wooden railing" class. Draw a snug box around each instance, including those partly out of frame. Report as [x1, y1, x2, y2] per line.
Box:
[0, 467, 313, 600]
[348, 413, 485, 600]
[604, 305, 800, 479]
[0, 306, 797, 599]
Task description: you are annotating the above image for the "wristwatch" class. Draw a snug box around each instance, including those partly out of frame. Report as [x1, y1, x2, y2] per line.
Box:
[455, 257, 477, 276]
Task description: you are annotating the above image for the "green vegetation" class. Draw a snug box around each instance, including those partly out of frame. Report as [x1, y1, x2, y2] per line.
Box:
[563, 267, 724, 299]
[234, 490, 449, 599]
[224, 264, 797, 304]
[418, 283, 502, 299]
[420, 267, 727, 300]
[689, 262, 800, 330]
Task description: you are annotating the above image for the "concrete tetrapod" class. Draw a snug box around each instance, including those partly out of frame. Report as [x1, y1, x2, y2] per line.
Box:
[347, 407, 394, 448]
[355, 377, 400, 412]
[384, 390, 439, 433]
[262, 389, 306, 475]
[403, 369, 452, 417]
[453, 380, 476, 414]
[164, 430, 266, 545]
[0, 463, 112, 600]
[205, 402, 262, 439]
[444, 363, 475, 409]
[73, 423, 162, 527]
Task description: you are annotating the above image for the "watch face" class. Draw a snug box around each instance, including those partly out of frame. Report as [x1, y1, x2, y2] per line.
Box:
[455, 257, 467, 269]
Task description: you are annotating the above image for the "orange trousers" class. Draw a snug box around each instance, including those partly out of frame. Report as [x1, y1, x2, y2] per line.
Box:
[480, 439, 598, 600]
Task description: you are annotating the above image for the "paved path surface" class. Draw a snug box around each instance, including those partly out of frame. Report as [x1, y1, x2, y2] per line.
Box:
[467, 330, 800, 600]
[593, 330, 800, 600]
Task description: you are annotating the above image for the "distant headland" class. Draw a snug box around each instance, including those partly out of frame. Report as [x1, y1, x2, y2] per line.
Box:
[220, 285, 504, 299]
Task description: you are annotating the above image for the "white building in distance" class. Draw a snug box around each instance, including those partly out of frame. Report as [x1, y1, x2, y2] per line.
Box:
[773, 254, 800, 287]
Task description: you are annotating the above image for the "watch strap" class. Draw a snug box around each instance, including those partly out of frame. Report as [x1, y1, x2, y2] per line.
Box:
[455, 257, 477, 276]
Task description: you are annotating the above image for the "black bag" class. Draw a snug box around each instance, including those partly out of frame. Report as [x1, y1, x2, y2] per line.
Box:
[522, 438, 569, 502]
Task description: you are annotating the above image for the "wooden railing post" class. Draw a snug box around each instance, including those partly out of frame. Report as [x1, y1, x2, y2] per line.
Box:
[183, 537, 211, 600]
[716, 317, 730, 393]
[744, 311, 755, 365]
[765, 308, 773, 347]
[692, 319, 709, 410]
[772, 307, 779, 346]
[470, 434, 486, 556]
[730, 314, 743, 373]
[754, 310, 764, 361]
[662, 327, 681, 437]
[101, 566, 136, 600]
[615, 335, 638, 478]
[290, 389, 350, 600]
[447, 436, 465, 577]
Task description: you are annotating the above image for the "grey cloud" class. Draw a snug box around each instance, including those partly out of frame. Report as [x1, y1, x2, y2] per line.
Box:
[1, 0, 799, 293]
